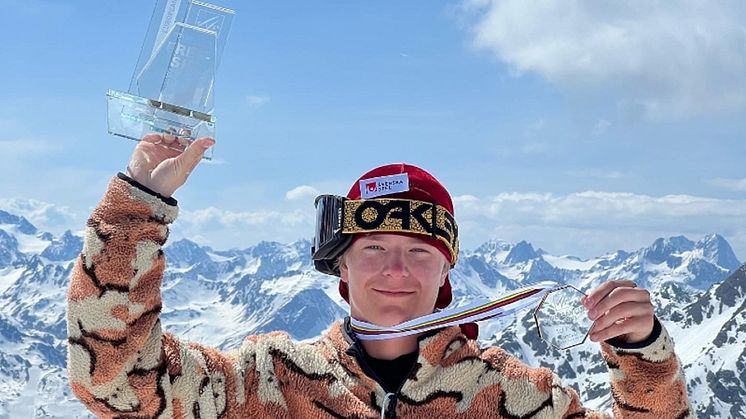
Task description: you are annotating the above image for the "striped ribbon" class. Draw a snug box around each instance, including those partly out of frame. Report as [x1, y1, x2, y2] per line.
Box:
[351, 281, 561, 340]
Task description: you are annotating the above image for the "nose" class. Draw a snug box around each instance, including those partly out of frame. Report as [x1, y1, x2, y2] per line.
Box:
[382, 248, 409, 278]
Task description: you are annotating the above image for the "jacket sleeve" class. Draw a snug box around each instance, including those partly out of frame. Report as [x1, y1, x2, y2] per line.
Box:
[598, 318, 693, 418]
[66, 174, 262, 418]
[555, 318, 693, 418]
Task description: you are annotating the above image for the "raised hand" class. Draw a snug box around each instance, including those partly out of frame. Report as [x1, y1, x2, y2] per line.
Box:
[125, 133, 215, 197]
[583, 279, 655, 344]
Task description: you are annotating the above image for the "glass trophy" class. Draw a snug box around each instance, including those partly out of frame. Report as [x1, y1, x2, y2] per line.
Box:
[533, 285, 593, 350]
[106, 0, 235, 160]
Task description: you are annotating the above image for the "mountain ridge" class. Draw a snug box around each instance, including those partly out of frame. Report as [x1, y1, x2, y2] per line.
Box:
[0, 210, 742, 417]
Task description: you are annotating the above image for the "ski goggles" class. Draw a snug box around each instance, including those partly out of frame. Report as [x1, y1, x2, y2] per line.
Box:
[311, 195, 459, 276]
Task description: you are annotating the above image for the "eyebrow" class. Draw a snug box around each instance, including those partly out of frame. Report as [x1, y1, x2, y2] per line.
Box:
[358, 234, 428, 245]
[358, 234, 386, 242]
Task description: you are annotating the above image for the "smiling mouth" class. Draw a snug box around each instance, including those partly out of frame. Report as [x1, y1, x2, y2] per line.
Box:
[374, 289, 415, 297]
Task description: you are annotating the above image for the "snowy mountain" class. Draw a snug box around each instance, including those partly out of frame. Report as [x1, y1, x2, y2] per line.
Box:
[0, 210, 743, 418]
[674, 264, 746, 417]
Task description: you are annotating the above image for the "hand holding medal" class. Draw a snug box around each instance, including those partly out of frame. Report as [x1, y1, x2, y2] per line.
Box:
[582, 279, 655, 344]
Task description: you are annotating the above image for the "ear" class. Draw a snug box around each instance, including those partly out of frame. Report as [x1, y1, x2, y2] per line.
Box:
[339, 259, 349, 283]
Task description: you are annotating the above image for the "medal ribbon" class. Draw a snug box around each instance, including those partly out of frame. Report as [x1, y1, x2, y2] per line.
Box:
[350, 281, 560, 340]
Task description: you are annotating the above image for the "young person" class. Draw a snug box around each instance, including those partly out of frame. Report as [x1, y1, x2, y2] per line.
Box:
[67, 134, 692, 418]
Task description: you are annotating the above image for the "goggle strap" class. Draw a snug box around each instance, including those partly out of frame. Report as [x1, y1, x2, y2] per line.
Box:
[342, 198, 459, 264]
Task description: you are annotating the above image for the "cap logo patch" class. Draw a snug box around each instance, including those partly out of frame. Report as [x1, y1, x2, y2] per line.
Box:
[359, 173, 409, 198]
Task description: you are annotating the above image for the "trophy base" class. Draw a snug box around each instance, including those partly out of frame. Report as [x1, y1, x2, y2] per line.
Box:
[106, 89, 215, 160]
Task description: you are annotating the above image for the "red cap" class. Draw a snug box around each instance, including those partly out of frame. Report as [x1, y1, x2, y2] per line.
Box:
[338, 163, 456, 309]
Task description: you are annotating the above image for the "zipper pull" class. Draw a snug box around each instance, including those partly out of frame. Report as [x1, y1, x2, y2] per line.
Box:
[381, 392, 396, 419]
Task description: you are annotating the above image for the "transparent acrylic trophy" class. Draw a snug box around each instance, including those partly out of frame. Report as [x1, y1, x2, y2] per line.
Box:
[533, 285, 593, 350]
[106, 0, 235, 160]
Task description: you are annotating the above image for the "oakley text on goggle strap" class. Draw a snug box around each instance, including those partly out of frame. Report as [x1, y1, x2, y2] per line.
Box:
[342, 199, 459, 264]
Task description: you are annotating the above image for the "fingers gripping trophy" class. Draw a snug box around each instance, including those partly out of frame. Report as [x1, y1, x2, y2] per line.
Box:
[107, 0, 234, 162]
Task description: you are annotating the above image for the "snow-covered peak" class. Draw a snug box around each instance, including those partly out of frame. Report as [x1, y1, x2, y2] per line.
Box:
[685, 263, 745, 327]
[249, 240, 310, 264]
[473, 238, 512, 258]
[41, 230, 83, 262]
[542, 254, 600, 271]
[289, 238, 313, 257]
[695, 233, 741, 271]
[0, 210, 37, 235]
[642, 235, 695, 264]
[503, 240, 540, 264]
[249, 240, 286, 256]
[164, 238, 211, 268]
[0, 229, 23, 267]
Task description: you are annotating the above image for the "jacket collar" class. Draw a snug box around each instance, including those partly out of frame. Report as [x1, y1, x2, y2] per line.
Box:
[323, 316, 479, 391]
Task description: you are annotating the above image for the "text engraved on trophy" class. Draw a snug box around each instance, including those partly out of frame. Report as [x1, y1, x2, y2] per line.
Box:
[534, 285, 593, 350]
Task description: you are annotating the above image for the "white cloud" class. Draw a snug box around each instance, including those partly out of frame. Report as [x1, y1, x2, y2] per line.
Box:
[170, 206, 315, 250]
[463, 191, 746, 224]
[246, 95, 270, 108]
[285, 185, 320, 201]
[180, 207, 309, 227]
[463, 0, 746, 119]
[0, 198, 80, 233]
[453, 190, 746, 258]
[454, 194, 480, 203]
[709, 177, 746, 192]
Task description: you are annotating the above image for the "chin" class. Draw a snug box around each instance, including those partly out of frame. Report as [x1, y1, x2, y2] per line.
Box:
[370, 310, 419, 327]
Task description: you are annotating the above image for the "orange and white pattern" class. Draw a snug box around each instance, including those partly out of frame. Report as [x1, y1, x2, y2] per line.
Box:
[67, 175, 693, 418]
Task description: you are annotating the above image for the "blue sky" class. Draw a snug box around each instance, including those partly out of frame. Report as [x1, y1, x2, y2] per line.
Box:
[1, 0, 745, 259]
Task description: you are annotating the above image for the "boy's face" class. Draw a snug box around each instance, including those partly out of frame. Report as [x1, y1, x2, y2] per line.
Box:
[340, 233, 448, 327]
